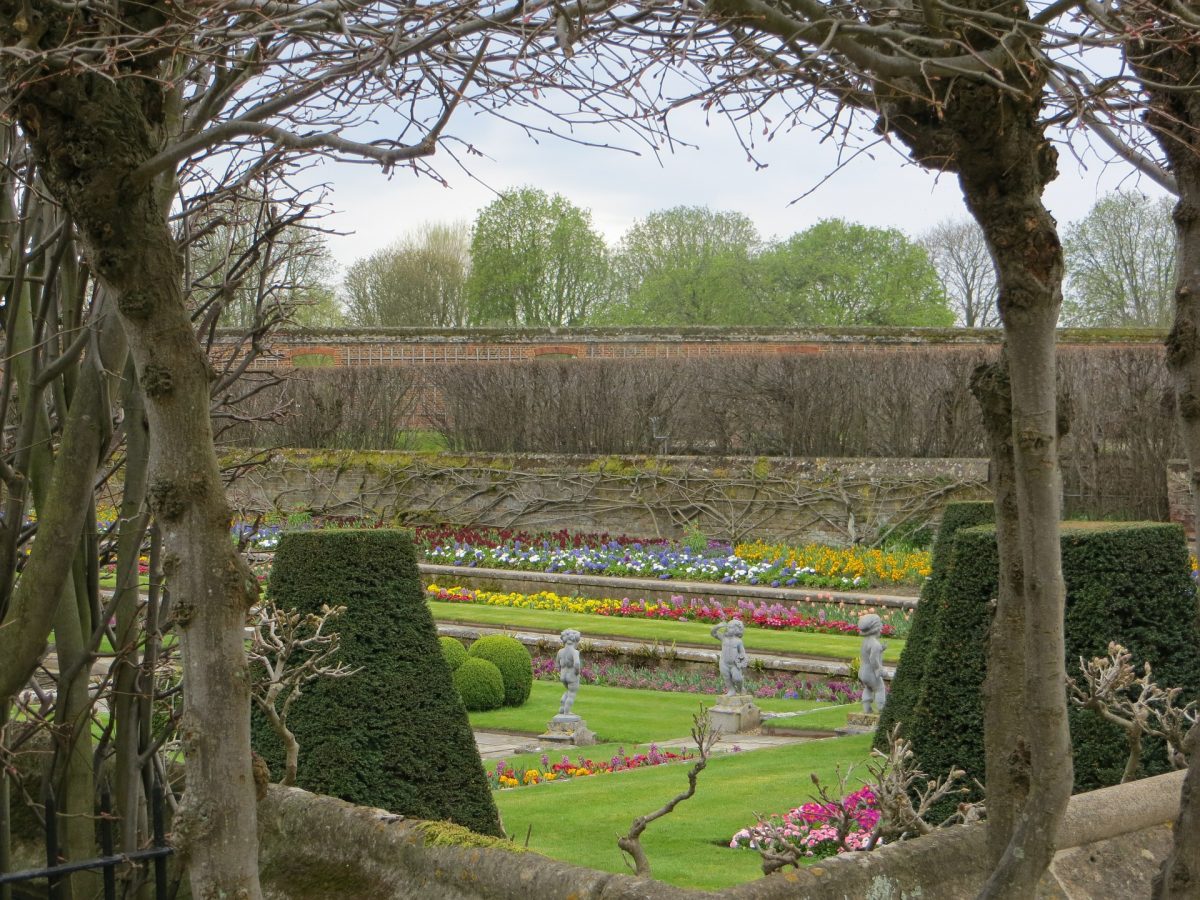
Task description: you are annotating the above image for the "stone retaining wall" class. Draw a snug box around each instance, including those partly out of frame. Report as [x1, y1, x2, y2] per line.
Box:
[227, 450, 989, 545]
[435, 622, 884, 681]
[257, 770, 1184, 900]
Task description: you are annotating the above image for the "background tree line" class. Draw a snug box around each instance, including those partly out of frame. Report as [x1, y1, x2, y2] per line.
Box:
[338, 187, 1177, 330]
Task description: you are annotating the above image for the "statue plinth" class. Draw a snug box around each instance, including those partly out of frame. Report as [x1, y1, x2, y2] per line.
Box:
[539, 713, 597, 746]
[837, 711, 881, 735]
[708, 693, 762, 735]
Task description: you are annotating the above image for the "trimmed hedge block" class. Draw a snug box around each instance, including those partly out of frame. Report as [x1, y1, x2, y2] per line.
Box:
[468, 635, 533, 707]
[254, 528, 503, 837]
[454, 658, 505, 711]
[905, 520, 1199, 805]
[874, 501, 994, 751]
[440, 636, 469, 671]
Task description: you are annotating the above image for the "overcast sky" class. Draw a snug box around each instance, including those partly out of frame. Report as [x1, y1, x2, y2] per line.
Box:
[316, 97, 1171, 272]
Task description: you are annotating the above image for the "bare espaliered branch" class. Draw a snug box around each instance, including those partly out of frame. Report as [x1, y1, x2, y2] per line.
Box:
[1069, 642, 1197, 783]
[248, 602, 360, 787]
[617, 708, 718, 877]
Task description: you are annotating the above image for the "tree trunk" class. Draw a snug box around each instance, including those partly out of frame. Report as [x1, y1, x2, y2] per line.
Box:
[1154, 160, 1200, 900]
[969, 358, 1028, 865]
[16, 73, 265, 899]
[965, 156, 1071, 900]
[884, 51, 1072, 897]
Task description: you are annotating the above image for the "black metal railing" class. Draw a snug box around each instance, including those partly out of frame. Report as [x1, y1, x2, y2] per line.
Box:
[0, 783, 174, 900]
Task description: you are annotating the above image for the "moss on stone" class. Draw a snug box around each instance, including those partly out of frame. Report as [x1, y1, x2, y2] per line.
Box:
[412, 820, 527, 852]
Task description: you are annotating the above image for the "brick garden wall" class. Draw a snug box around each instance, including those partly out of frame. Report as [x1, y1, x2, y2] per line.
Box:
[213, 325, 1165, 370]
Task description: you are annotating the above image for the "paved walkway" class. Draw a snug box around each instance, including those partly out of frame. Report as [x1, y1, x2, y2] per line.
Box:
[473, 727, 823, 759]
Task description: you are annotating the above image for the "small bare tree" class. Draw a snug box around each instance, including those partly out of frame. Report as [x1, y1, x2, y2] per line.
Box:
[248, 602, 359, 787]
[866, 724, 980, 850]
[617, 708, 718, 877]
[1069, 643, 1196, 784]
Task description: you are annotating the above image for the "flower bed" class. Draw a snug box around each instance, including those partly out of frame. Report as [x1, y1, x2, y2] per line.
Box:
[530, 656, 860, 702]
[428, 585, 905, 637]
[490, 745, 694, 789]
[729, 786, 880, 858]
[735, 541, 930, 585]
[424, 535, 928, 590]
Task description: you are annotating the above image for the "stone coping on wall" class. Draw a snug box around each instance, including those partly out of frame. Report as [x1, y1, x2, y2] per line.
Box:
[420, 563, 920, 609]
[216, 324, 1169, 344]
[256, 770, 1184, 900]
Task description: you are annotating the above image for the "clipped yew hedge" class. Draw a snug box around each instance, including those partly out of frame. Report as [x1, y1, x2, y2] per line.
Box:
[874, 501, 994, 751]
[254, 528, 503, 837]
[906, 520, 1199, 806]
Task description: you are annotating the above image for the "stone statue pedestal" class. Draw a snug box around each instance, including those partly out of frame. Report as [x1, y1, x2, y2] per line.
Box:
[708, 694, 762, 735]
[539, 714, 597, 746]
[837, 712, 880, 735]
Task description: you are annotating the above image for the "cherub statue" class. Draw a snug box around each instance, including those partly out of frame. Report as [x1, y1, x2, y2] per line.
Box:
[710, 619, 748, 695]
[858, 613, 887, 714]
[556, 629, 583, 715]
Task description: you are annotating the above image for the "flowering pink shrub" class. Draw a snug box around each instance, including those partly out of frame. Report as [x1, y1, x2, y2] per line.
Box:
[729, 786, 880, 859]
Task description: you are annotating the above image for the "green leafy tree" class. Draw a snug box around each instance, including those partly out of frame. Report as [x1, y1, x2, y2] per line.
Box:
[602, 206, 763, 325]
[759, 219, 954, 326]
[467, 187, 609, 326]
[343, 221, 470, 327]
[1062, 192, 1175, 328]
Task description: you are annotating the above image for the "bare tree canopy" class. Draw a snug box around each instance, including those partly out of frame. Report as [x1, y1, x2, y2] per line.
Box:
[923, 219, 1000, 328]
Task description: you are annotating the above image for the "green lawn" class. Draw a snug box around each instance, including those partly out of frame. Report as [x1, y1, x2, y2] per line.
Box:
[429, 601, 903, 663]
[495, 732, 875, 890]
[469, 682, 853, 742]
[97, 573, 150, 590]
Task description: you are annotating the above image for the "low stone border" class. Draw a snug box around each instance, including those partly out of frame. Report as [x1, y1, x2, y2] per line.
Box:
[257, 770, 1184, 900]
[420, 564, 919, 610]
